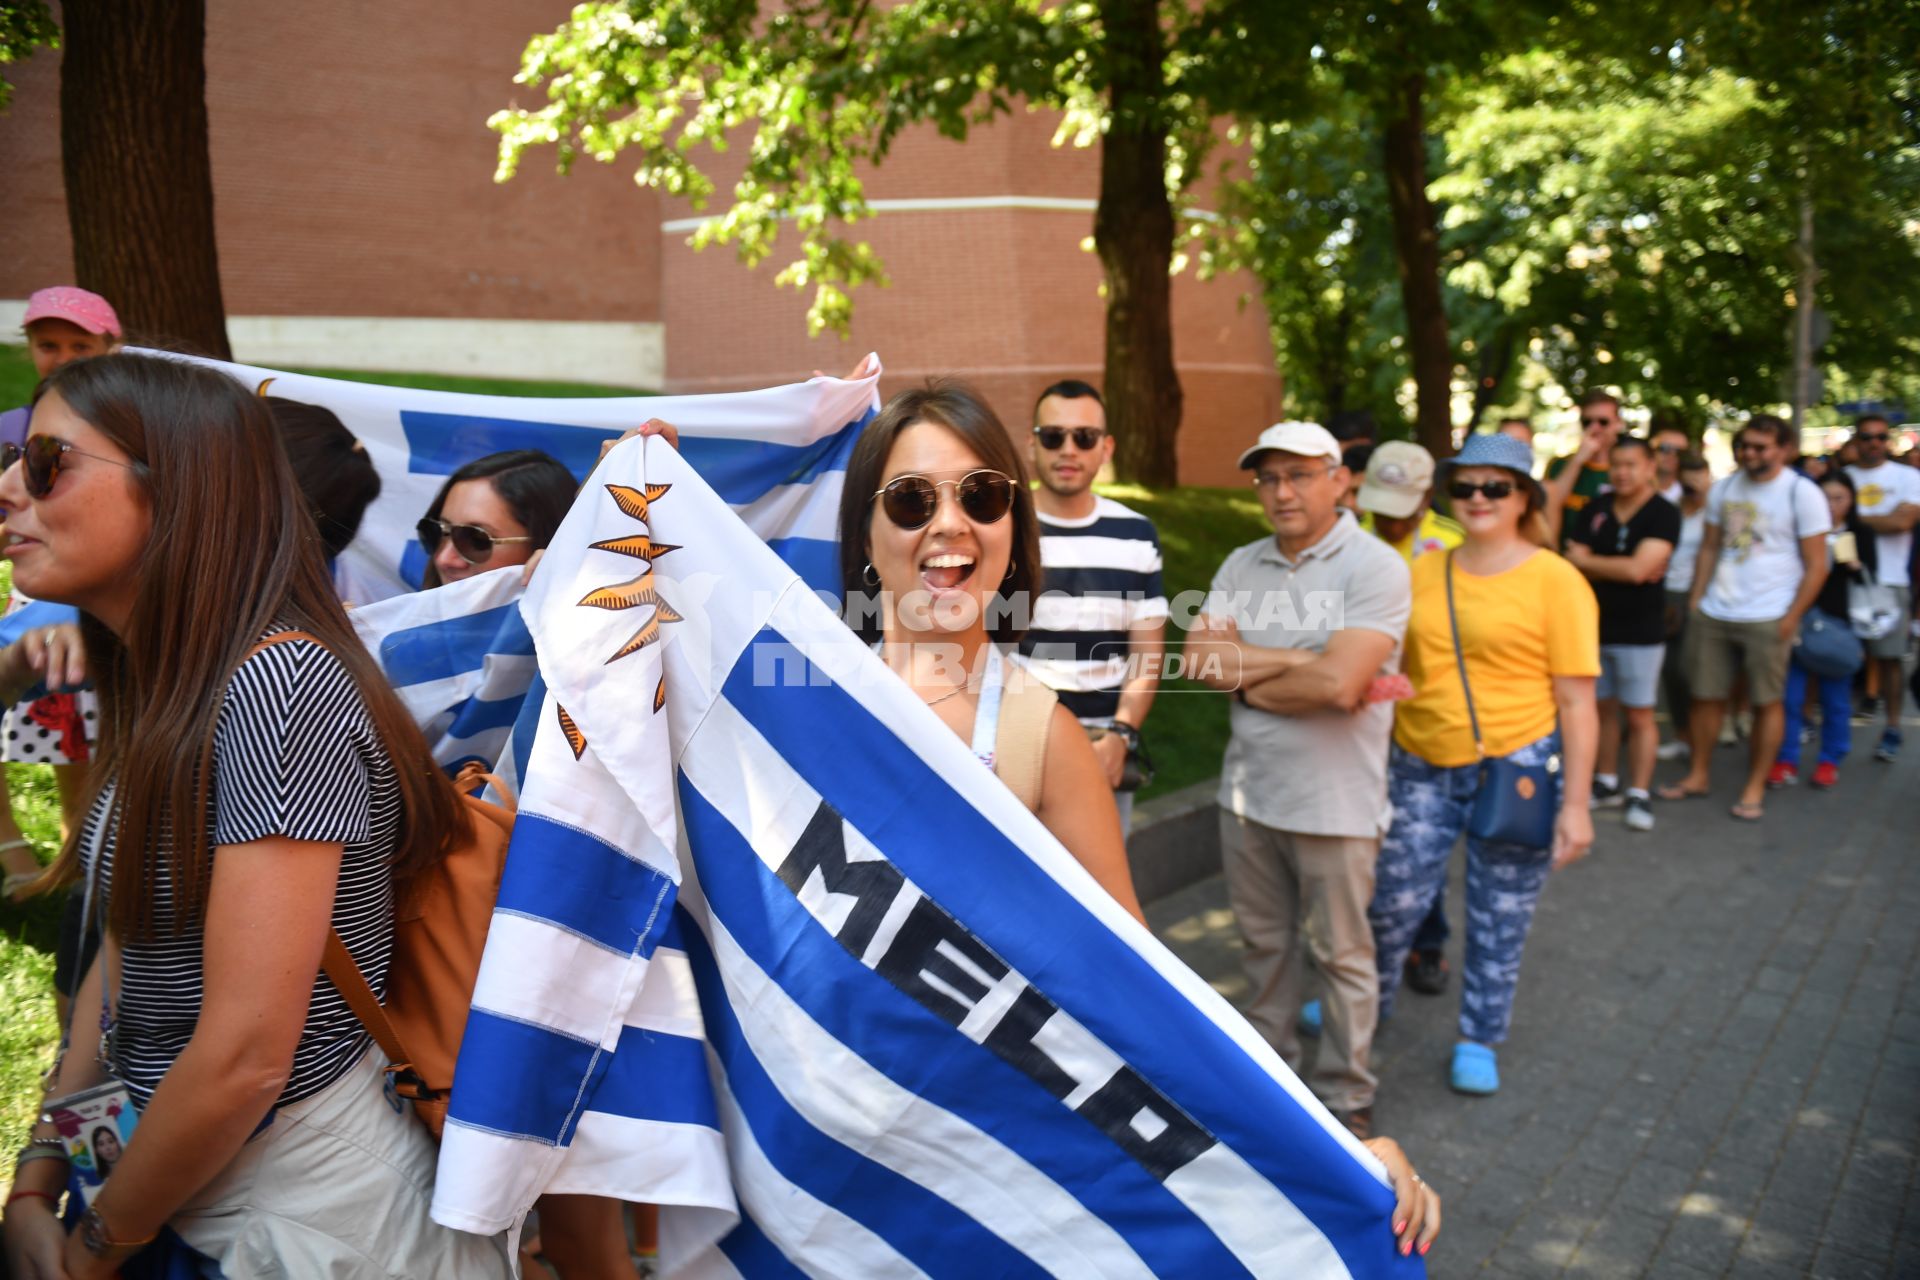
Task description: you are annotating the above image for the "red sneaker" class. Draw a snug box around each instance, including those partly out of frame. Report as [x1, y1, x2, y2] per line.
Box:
[1811, 761, 1839, 790]
[1766, 761, 1798, 789]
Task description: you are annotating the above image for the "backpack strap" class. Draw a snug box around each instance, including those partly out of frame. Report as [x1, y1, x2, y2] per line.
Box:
[993, 667, 1057, 813]
[243, 628, 435, 1098]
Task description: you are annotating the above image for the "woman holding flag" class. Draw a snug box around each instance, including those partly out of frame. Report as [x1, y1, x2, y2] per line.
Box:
[837, 381, 1441, 1261]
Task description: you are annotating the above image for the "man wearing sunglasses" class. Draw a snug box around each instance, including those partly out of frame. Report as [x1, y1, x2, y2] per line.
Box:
[1845, 414, 1920, 760]
[1194, 421, 1410, 1139]
[1651, 424, 1691, 503]
[1663, 415, 1830, 821]
[1543, 390, 1626, 544]
[1017, 380, 1167, 830]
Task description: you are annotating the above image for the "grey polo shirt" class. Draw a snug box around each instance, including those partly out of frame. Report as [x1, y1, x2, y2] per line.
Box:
[1209, 511, 1411, 839]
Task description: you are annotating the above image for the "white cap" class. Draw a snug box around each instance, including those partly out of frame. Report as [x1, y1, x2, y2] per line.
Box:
[1356, 441, 1437, 519]
[1237, 421, 1344, 470]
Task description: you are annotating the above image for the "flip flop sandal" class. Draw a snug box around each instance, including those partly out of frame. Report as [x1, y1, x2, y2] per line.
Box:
[1728, 802, 1764, 822]
[1655, 785, 1710, 801]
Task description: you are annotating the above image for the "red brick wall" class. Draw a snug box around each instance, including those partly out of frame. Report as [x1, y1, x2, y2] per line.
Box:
[0, 0, 661, 322]
[661, 118, 1281, 487]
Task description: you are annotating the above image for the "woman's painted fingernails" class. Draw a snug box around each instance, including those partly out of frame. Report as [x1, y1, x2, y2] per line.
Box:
[1393, 1220, 1405, 1235]
[1419, 1241, 1431, 1256]
[1401, 1240, 1412, 1256]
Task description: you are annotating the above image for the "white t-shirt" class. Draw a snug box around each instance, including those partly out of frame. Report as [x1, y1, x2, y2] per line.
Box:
[1667, 506, 1706, 593]
[1846, 462, 1920, 587]
[1702, 469, 1832, 622]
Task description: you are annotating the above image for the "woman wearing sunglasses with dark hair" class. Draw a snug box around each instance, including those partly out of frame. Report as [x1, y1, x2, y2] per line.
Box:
[0, 354, 511, 1279]
[835, 380, 1144, 924]
[417, 448, 576, 588]
[1366, 431, 1600, 1097]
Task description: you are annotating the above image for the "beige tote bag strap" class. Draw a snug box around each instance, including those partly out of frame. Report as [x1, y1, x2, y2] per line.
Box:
[993, 668, 1056, 813]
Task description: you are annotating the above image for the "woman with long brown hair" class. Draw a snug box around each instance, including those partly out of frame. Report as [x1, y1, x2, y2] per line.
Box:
[0, 354, 508, 1278]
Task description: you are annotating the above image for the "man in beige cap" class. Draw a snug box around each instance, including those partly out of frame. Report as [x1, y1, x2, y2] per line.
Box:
[1356, 441, 1464, 566]
[1191, 421, 1411, 1138]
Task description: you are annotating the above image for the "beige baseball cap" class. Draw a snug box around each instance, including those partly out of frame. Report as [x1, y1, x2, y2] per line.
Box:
[1356, 441, 1436, 519]
[1236, 421, 1343, 470]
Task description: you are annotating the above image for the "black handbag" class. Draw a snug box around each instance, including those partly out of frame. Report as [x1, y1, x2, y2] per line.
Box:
[1445, 553, 1561, 849]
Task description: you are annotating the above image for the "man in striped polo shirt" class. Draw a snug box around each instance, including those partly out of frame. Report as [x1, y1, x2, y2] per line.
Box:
[1017, 380, 1168, 831]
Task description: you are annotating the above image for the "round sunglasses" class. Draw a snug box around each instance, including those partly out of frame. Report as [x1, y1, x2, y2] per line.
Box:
[1033, 426, 1106, 451]
[872, 470, 1015, 530]
[1, 436, 141, 499]
[416, 516, 533, 565]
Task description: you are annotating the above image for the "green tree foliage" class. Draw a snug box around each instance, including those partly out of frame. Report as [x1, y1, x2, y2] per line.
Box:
[491, 0, 1320, 485]
[0, 0, 57, 114]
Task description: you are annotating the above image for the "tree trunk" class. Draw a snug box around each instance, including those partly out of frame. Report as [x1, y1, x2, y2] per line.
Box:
[61, 0, 230, 358]
[1380, 73, 1452, 458]
[1095, 0, 1181, 487]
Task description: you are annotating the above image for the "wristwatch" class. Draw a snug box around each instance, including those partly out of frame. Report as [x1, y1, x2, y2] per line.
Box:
[1108, 720, 1140, 751]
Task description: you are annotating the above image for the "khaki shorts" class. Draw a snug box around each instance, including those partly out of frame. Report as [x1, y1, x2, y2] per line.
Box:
[1865, 583, 1913, 660]
[1685, 611, 1790, 705]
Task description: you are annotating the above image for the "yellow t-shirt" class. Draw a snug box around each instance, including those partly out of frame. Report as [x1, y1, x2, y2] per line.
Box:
[1394, 550, 1601, 767]
[1361, 509, 1465, 563]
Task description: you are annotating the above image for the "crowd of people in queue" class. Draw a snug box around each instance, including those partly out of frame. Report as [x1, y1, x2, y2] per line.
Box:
[0, 287, 1446, 1278]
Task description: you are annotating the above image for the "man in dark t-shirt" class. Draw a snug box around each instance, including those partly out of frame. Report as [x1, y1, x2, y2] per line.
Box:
[1566, 436, 1681, 832]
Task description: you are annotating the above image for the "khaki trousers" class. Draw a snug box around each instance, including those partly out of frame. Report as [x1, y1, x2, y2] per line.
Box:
[1219, 808, 1380, 1111]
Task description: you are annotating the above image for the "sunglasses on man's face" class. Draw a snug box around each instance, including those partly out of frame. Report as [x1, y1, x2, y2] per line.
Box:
[1580, 416, 1617, 428]
[1449, 479, 1517, 501]
[416, 517, 534, 565]
[1, 435, 139, 499]
[1858, 432, 1891, 443]
[1033, 426, 1106, 452]
[873, 470, 1015, 531]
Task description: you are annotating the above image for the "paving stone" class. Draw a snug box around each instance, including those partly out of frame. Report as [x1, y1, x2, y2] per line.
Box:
[1142, 743, 1920, 1274]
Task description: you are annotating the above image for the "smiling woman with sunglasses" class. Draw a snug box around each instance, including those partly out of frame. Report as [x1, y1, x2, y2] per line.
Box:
[1366, 430, 1600, 1099]
[415, 449, 575, 588]
[836, 381, 1144, 924]
[0, 354, 511, 1280]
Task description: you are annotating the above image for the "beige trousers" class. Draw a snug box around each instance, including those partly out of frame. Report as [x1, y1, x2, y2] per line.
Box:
[173, 1049, 512, 1279]
[1218, 808, 1380, 1112]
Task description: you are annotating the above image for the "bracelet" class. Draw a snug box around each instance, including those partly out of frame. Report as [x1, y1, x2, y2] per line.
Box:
[6, 1189, 59, 1208]
[25, 1134, 66, 1151]
[80, 1202, 158, 1254]
[14, 1146, 70, 1166]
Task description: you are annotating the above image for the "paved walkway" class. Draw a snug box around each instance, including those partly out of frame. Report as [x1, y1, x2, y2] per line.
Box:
[1147, 736, 1920, 1278]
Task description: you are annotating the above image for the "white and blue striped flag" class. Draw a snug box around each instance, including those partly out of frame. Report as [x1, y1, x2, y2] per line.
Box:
[426, 433, 1421, 1278]
[162, 352, 878, 781]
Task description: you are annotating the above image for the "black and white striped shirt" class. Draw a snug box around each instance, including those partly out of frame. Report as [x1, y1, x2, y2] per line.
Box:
[82, 630, 400, 1110]
[1017, 496, 1169, 719]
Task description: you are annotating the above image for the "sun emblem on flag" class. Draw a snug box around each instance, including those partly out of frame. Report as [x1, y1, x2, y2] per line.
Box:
[577, 481, 682, 719]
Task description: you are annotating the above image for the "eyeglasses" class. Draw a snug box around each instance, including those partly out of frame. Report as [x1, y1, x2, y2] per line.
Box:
[416, 517, 534, 565]
[1251, 465, 1334, 492]
[1, 436, 140, 499]
[1734, 440, 1773, 453]
[873, 470, 1015, 531]
[1448, 479, 1517, 501]
[1033, 426, 1106, 451]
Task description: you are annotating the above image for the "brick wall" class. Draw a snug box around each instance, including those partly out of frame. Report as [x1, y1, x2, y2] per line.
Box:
[0, 0, 661, 323]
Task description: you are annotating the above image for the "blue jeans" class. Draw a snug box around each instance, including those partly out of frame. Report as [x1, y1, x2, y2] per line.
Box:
[1367, 733, 1560, 1046]
[1411, 885, 1449, 955]
[1779, 653, 1853, 768]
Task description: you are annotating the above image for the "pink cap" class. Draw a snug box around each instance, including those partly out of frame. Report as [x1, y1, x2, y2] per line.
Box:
[23, 286, 121, 337]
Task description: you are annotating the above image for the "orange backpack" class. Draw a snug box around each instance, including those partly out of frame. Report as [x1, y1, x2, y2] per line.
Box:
[246, 631, 513, 1138]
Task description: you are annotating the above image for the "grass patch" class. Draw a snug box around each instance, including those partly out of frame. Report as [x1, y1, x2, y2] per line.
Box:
[0, 343, 654, 408]
[1096, 482, 1271, 802]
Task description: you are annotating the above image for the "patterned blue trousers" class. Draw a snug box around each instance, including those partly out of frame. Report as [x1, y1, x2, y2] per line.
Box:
[1367, 733, 1560, 1046]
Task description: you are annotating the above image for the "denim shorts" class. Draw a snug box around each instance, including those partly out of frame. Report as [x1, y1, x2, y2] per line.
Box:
[1597, 643, 1665, 708]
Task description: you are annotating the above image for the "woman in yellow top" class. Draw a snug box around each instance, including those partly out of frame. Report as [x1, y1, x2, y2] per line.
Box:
[1365, 432, 1599, 1096]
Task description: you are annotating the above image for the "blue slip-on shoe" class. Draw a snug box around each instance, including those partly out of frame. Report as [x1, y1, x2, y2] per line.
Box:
[1450, 1041, 1500, 1095]
[1876, 729, 1902, 762]
[1298, 999, 1323, 1039]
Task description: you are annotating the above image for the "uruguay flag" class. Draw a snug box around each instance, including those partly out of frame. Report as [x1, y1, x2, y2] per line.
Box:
[160, 351, 879, 779]
[431, 435, 1422, 1278]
